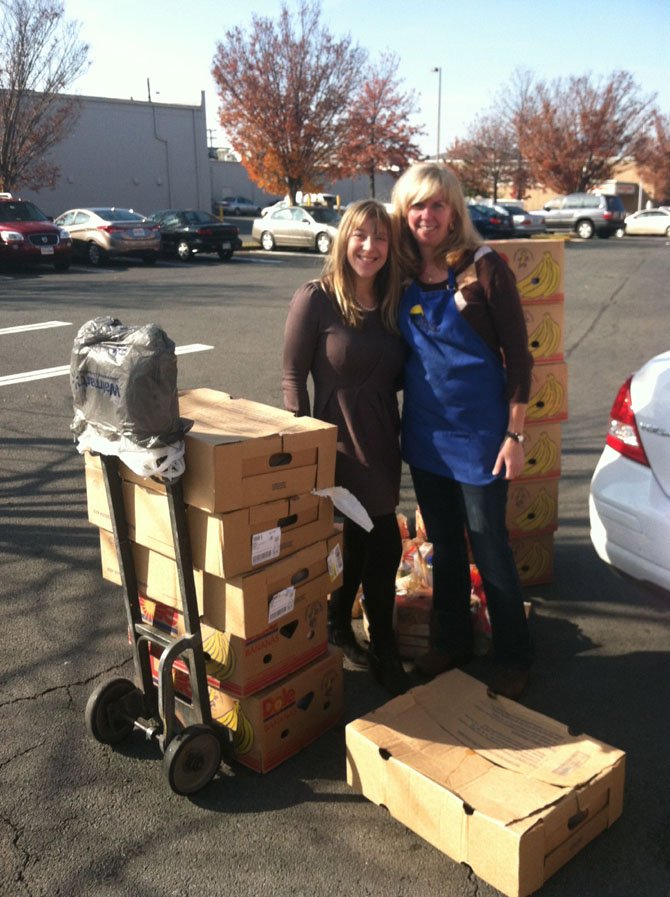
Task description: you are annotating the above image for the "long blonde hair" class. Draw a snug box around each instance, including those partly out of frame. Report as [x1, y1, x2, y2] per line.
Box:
[391, 161, 482, 277]
[320, 199, 401, 332]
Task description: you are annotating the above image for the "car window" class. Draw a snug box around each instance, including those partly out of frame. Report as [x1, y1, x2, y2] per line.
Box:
[74, 211, 90, 224]
[0, 200, 48, 222]
[308, 208, 340, 225]
[605, 196, 625, 212]
[57, 211, 74, 226]
[273, 209, 294, 221]
[163, 214, 180, 226]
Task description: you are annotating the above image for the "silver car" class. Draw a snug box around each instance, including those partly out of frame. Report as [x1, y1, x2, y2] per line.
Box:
[251, 205, 340, 254]
[54, 207, 161, 266]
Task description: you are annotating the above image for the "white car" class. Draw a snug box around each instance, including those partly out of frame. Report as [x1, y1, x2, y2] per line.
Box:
[589, 351, 670, 592]
[623, 207, 670, 237]
[251, 205, 340, 254]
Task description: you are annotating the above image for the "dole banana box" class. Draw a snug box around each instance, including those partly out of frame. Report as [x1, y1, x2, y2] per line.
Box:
[494, 239, 565, 302]
[518, 422, 562, 480]
[98, 527, 344, 639]
[346, 669, 625, 897]
[138, 594, 328, 698]
[510, 532, 555, 586]
[85, 456, 334, 578]
[506, 478, 559, 538]
[150, 645, 344, 773]
[179, 388, 337, 513]
[523, 300, 564, 363]
[526, 361, 568, 424]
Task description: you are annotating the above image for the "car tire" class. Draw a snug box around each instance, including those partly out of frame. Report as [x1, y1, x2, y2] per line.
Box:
[575, 219, 595, 240]
[217, 247, 233, 261]
[665, 226, 670, 237]
[315, 232, 331, 255]
[260, 231, 275, 251]
[614, 227, 626, 239]
[176, 240, 192, 261]
[87, 242, 106, 266]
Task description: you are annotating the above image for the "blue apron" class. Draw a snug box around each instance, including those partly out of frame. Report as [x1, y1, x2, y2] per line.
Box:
[399, 271, 508, 486]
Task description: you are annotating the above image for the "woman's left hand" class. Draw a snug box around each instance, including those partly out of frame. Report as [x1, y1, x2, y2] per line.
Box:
[493, 438, 526, 480]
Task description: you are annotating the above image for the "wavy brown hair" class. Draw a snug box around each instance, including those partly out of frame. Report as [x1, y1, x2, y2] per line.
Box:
[391, 161, 482, 278]
[320, 199, 402, 332]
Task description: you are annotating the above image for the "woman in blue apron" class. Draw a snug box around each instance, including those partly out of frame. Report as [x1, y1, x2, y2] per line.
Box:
[392, 162, 533, 699]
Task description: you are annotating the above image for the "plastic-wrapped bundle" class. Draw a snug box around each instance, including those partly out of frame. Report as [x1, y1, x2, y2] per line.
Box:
[70, 316, 186, 479]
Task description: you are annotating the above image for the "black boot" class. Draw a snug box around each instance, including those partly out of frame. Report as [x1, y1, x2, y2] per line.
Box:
[328, 622, 368, 668]
[368, 642, 411, 696]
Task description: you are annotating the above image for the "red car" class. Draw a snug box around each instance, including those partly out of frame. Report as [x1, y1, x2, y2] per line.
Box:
[0, 193, 72, 271]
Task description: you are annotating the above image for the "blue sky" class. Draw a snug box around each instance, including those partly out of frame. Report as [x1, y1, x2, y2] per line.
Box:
[65, 0, 669, 156]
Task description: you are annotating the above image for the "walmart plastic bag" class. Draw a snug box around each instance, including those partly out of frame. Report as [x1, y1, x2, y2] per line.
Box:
[70, 316, 186, 480]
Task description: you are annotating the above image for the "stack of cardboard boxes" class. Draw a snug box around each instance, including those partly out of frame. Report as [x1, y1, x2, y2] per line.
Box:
[85, 388, 345, 773]
[497, 239, 567, 586]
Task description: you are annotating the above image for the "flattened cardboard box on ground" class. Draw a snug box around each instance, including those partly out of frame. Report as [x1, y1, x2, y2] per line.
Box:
[150, 645, 344, 773]
[178, 388, 338, 513]
[86, 457, 335, 578]
[99, 527, 343, 639]
[138, 593, 329, 697]
[346, 670, 625, 897]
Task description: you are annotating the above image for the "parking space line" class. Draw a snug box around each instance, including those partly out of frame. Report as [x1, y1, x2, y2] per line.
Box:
[0, 343, 213, 387]
[0, 321, 71, 336]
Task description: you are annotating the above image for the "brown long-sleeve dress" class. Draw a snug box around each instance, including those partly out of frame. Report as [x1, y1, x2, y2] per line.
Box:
[282, 281, 406, 518]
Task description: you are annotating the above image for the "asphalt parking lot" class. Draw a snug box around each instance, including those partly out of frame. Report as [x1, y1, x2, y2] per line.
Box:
[0, 237, 669, 897]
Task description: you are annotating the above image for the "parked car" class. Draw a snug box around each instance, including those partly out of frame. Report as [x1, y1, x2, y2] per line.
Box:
[54, 207, 160, 266]
[0, 193, 72, 271]
[622, 207, 670, 237]
[467, 203, 515, 239]
[214, 195, 262, 216]
[589, 350, 670, 592]
[147, 209, 242, 261]
[496, 202, 547, 238]
[532, 193, 626, 240]
[252, 205, 341, 254]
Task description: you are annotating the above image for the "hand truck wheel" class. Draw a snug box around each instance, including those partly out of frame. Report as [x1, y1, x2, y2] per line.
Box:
[163, 724, 222, 795]
[85, 677, 139, 744]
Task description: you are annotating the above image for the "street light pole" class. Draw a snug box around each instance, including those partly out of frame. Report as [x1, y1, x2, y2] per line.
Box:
[431, 67, 442, 161]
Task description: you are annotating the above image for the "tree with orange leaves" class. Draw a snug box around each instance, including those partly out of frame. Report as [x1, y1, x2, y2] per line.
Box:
[211, 1, 366, 204]
[635, 111, 670, 204]
[338, 52, 425, 198]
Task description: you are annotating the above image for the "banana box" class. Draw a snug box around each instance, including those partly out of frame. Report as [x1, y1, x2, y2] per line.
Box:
[346, 669, 625, 897]
[85, 457, 335, 579]
[150, 645, 344, 773]
[526, 361, 568, 423]
[510, 532, 555, 586]
[523, 300, 564, 363]
[98, 527, 343, 639]
[138, 594, 328, 698]
[506, 478, 559, 538]
[519, 422, 562, 480]
[494, 239, 565, 302]
[179, 388, 337, 513]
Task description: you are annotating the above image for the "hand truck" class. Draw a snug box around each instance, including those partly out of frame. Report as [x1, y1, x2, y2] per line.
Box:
[84, 453, 233, 795]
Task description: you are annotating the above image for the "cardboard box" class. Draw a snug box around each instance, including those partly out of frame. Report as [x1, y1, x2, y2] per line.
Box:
[510, 532, 555, 586]
[506, 478, 559, 538]
[151, 645, 344, 773]
[519, 422, 562, 480]
[526, 361, 568, 424]
[346, 670, 625, 897]
[138, 595, 328, 697]
[87, 458, 335, 578]
[523, 300, 564, 363]
[178, 389, 337, 512]
[99, 528, 344, 638]
[494, 239, 565, 302]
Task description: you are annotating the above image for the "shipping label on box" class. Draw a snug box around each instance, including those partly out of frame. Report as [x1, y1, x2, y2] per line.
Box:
[99, 527, 343, 639]
[494, 239, 565, 302]
[523, 300, 564, 363]
[510, 532, 555, 586]
[506, 478, 559, 538]
[177, 389, 337, 513]
[151, 645, 344, 773]
[138, 594, 328, 697]
[346, 670, 625, 897]
[519, 422, 562, 480]
[526, 361, 568, 423]
[86, 454, 335, 579]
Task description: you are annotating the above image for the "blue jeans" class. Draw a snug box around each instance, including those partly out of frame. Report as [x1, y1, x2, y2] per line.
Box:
[411, 466, 532, 670]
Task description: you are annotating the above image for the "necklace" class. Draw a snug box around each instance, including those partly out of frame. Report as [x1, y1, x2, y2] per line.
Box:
[421, 264, 449, 283]
[355, 296, 378, 310]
